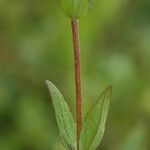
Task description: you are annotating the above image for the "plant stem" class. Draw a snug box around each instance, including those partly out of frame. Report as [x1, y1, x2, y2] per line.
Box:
[71, 19, 82, 150]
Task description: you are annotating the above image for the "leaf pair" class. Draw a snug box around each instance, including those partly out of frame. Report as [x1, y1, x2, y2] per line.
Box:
[46, 80, 112, 150]
[58, 0, 92, 19]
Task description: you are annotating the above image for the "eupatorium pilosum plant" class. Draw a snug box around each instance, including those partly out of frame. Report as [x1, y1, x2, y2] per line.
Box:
[46, 1, 112, 150]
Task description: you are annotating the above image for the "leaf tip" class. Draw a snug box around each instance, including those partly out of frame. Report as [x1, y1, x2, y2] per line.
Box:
[99, 85, 112, 104]
[105, 85, 112, 100]
[45, 80, 56, 93]
[107, 85, 112, 92]
[45, 80, 50, 85]
[45, 80, 54, 87]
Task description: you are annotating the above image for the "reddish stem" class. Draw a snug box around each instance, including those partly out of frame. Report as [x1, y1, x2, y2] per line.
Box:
[71, 19, 82, 150]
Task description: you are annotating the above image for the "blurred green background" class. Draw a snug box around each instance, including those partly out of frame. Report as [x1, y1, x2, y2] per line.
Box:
[0, 0, 150, 150]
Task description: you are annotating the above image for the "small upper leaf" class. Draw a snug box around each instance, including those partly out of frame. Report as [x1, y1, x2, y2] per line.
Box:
[58, 0, 92, 19]
[46, 80, 76, 150]
[80, 86, 112, 150]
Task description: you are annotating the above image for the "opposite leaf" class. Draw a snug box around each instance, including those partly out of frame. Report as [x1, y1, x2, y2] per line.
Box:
[80, 86, 112, 150]
[58, 0, 92, 18]
[46, 80, 76, 150]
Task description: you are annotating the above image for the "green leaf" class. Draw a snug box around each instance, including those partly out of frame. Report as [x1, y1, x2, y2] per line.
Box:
[58, 0, 92, 19]
[46, 80, 76, 150]
[80, 86, 112, 150]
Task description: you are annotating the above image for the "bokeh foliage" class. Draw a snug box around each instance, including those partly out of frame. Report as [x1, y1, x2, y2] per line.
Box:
[0, 0, 150, 150]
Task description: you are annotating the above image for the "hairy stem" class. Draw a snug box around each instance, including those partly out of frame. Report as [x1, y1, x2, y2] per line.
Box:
[71, 19, 82, 150]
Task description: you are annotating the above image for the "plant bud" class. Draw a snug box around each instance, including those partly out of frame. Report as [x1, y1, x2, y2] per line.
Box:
[58, 0, 92, 19]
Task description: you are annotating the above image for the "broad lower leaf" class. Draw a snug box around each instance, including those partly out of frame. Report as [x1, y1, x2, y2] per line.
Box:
[80, 86, 112, 150]
[58, 0, 92, 19]
[46, 80, 76, 150]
